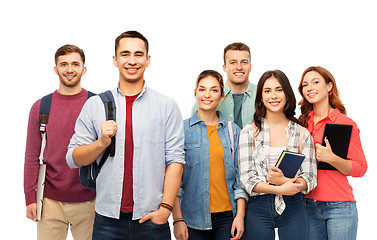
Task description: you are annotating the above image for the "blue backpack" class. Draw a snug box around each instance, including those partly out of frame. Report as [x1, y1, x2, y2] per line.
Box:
[39, 90, 115, 191]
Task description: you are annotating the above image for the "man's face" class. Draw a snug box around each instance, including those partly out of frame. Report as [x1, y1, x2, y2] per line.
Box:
[54, 52, 86, 88]
[113, 38, 150, 83]
[223, 50, 251, 85]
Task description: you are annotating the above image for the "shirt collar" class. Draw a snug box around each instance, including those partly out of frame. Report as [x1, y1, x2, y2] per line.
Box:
[224, 82, 254, 97]
[117, 81, 147, 98]
[189, 111, 226, 127]
[308, 108, 341, 123]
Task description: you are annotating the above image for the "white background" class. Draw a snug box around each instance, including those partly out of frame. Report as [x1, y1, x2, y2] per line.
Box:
[1, 0, 376, 239]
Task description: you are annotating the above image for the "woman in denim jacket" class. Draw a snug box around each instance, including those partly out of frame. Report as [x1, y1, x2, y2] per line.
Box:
[172, 70, 248, 240]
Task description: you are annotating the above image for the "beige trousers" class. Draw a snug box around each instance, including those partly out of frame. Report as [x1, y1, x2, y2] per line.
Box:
[37, 197, 95, 240]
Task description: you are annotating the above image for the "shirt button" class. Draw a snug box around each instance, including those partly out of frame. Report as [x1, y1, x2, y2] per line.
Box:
[120, 156, 123, 159]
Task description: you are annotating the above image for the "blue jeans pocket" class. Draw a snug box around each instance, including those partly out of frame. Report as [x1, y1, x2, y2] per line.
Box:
[145, 219, 169, 228]
[94, 212, 112, 223]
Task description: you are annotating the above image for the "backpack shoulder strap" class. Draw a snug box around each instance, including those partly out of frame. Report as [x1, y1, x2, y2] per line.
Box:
[88, 91, 96, 98]
[38, 93, 53, 162]
[39, 93, 53, 129]
[98, 90, 116, 161]
[227, 121, 234, 162]
[99, 90, 116, 122]
[298, 126, 305, 154]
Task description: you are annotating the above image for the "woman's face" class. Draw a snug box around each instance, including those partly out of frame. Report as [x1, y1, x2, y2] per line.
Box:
[195, 76, 223, 112]
[301, 71, 333, 105]
[262, 76, 287, 114]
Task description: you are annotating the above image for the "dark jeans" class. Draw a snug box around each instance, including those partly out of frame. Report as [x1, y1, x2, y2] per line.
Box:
[92, 212, 171, 240]
[245, 193, 307, 240]
[188, 211, 234, 240]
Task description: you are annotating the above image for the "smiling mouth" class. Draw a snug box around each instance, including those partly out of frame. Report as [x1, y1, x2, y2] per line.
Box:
[201, 100, 213, 104]
[269, 101, 280, 106]
[64, 75, 76, 80]
[234, 72, 244, 76]
[125, 67, 140, 74]
[307, 93, 317, 97]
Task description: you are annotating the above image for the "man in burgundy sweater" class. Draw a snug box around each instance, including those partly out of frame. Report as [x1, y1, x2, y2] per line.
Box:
[24, 44, 96, 240]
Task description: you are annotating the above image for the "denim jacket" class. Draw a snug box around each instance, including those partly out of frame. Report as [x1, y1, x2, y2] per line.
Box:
[178, 111, 248, 230]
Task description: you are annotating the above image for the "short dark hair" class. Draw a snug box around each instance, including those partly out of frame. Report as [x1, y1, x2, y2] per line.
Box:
[55, 44, 85, 65]
[195, 70, 224, 96]
[254, 70, 298, 131]
[115, 30, 149, 55]
[223, 42, 250, 64]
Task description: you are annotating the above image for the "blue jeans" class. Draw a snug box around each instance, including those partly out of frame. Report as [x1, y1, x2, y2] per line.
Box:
[305, 199, 358, 240]
[188, 211, 235, 240]
[245, 193, 307, 240]
[92, 212, 171, 240]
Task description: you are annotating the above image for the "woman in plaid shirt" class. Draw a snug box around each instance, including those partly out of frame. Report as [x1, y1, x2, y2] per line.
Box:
[238, 70, 317, 240]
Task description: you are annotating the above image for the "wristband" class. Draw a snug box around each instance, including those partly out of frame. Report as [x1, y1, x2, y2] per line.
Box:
[173, 218, 185, 225]
[159, 202, 173, 212]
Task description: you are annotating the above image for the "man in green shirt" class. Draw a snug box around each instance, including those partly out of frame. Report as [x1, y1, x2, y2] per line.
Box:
[193, 42, 256, 128]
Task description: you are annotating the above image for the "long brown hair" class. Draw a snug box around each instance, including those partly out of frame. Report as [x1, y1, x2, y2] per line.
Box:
[254, 70, 298, 132]
[298, 66, 346, 127]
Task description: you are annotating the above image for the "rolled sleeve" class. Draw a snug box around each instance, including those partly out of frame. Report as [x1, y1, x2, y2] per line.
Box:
[298, 130, 317, 194]
[238, 125, 262, 196]
[66, 96, 102, 169]
[164, 99, 185, 165]
[348, 125, 367, 177]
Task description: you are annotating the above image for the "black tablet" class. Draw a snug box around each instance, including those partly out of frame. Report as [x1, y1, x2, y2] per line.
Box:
[317, 123, 353, 171]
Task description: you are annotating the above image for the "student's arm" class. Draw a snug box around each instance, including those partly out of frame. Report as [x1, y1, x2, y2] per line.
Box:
[231, 198, 246, 240]
[139, 99, 185, 224]
[24, 100, 42, 222]
[316, 138, 352, 175]
[231, 124, 247, 239]
[253, 177, 304, 196]
[72, 120, 117, 167]
[268, 129, 317, 193]
[172, 192, 189, 240]
[139, 163, 183, 224]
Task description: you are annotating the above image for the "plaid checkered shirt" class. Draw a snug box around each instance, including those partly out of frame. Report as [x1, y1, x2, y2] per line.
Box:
[238, 119, 317, 215]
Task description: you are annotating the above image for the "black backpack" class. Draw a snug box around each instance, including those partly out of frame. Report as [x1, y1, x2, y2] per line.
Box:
[39, 90, 115, 191]
[79, 90, 116, 190]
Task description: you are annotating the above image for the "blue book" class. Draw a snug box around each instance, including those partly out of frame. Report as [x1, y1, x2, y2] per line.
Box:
[275, 150, 305, 178]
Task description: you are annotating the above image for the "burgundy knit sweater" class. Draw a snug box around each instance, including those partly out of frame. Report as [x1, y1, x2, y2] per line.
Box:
[24, 89, 95, 206]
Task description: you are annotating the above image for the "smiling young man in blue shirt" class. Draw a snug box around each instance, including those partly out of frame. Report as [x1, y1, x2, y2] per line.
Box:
[66, 31, 185, 240]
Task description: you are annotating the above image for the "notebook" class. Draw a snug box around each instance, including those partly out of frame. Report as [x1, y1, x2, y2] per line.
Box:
[275, 150, 305, 178]
[317, 123, 353, 171]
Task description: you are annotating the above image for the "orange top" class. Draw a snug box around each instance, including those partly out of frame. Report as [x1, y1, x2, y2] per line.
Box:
[304, 109, 367, 202]
[207, 125, 232, 213]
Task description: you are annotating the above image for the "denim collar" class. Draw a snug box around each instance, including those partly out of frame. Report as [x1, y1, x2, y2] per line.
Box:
[189, 111, 227, 128]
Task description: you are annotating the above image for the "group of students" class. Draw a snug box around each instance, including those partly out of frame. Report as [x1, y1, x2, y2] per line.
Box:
[24, 30, 367, 240]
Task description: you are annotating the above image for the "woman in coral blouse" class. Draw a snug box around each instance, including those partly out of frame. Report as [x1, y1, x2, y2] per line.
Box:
[298, 66, 368, 240]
